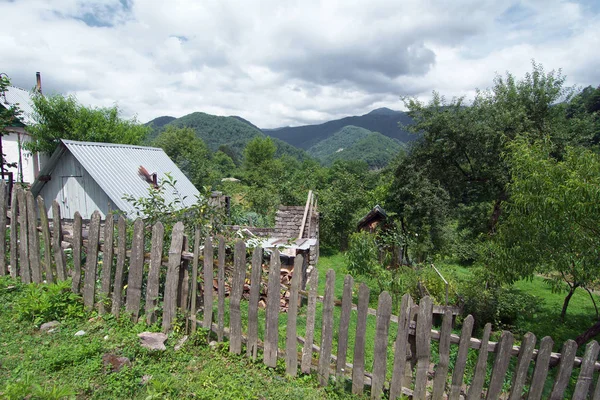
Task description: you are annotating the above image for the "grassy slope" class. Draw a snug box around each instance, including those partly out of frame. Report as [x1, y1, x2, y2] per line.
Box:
[0, 277, 360, 400]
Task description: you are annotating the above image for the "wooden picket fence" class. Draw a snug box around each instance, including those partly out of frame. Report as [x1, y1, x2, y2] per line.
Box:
[2, 181, 600, 399]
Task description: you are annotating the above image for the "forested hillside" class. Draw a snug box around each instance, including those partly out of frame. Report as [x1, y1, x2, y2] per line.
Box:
[263, 107, 414, 149]
[308, 126, 403, 168]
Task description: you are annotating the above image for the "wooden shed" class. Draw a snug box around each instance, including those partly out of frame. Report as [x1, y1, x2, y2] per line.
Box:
[30, 139, 200, 219]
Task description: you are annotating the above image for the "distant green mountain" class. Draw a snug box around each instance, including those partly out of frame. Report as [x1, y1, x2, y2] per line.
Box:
[308, 126, 372, 160]
[145, 112, 310, 162]
[263, 107, 415, 149]
[320, 129, 404, 169]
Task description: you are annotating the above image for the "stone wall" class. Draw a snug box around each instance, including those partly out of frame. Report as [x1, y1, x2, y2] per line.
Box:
[273, 205, 318, 239]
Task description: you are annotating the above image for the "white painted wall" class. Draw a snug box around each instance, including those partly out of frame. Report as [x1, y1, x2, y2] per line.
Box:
[2, 127, 48, 184]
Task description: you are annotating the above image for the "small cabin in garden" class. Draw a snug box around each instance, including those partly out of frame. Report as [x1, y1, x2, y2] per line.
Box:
[357, 204, 388, 233]
[31, 139, 200, 219]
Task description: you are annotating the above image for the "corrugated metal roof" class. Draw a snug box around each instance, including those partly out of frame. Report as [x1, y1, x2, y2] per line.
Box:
[32, 139, 200, 218]
[0, 86, 37, 126]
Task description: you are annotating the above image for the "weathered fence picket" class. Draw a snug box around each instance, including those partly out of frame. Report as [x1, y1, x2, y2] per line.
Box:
[3, 190, 600, 400]
[83, 211, 101, 310]
[264, 249, 281, 366]
[111, 216, 127, 317]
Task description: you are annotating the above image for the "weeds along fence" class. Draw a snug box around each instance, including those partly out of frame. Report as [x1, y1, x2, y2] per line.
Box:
[2, 182, 600, 399]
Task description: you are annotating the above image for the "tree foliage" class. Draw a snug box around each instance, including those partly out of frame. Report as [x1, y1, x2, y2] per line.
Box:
[0, 75, 21, 171]
[25, 94, 148, 154]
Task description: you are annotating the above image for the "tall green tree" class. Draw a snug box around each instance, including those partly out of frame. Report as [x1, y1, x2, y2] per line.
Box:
[485, 138, 600, 325]
[25, 94, 148, 154]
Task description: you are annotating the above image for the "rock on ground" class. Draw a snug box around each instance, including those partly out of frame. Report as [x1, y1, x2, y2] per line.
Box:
[138, 332, 168, 351]
[40, 321, 60, 332]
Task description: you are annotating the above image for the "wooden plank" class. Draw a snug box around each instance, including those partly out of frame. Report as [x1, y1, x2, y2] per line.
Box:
[111, 216, 127, 317]
[318, 269, 335, 386]
[467, 323, 492, 400]
[145, 222, 164, 325]
[190, 228, 201, 334]
[389, 293, 413, 400]
[449, 314, 474, 400]
[593, 370, 600, 400]
[83, 210, 101, 310]
[99, 213, 114, 314]
[51, 201, 66, 281]
[217, 236, 226, 343]
[162, 221, 185, 332]
[17, 188, 30, 283]
[9, 187, 18, 279]
[26, 191, 41, 284]
[264, 249, 281, 366]
[486, 331, 515, 400]
[247, 245, 262, 358]
[71, 212, 82, 293]
[550, 339, 578, 400]
[203, 236, 214, 330]
[371, 291, 392, 400]
[509, 332, 536, 400]
[0, 180, 6, 276]
[230, 240, 246, 354]
[37, 196, 52, 284]
[178, 236, 190, 312]
[301, 267, 319, 374]
[298, 190, 313, 239]
[125, 218, 145, 320]
[573, 340, 600, 399]
[432, 310, 453, 400]
[352, 283, 370, 395]
[336, 274, 354, 378]
[285, 254, 302, 377]
[413, 296, 434, 400]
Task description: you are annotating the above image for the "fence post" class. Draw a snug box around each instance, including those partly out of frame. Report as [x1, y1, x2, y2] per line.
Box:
[574, 341, 600, 399]
[336, 274, 354, 378]
[190, 228, 201, 333]
[285, 254, 302, 377]
[111, 216, 127, 317]
[178, 236, 190, 316]
[449, 314, 474, 400]
[217, 236, 226, 343]
[37, 196, 53, 284]
[125, 218, 145, 320]
[99, 212, 114, 314]
[318, 269, 335, 386]
[413, 296, 433, 400]
[229, 240, 246, 355]
[432, 310, 453, 400]
[487, 331, 515, 399]
[466, 323, 492, 400]
[549, 339, 578, 399]
[0, 180, 6, 276]
[26, 191, 41, 284]
[9, 187, 18, 279]
[508, 332, 537, 400]
[51, 201, 66, 281]
[371, 291, 393, 400]
[203, 236, 214, 330]
[352, 283, 370, 395]
[17, 188, 30, 283]
[264, 249, 281, 366]
[145, 222, 164, 325]
[162, 221, 185, 333]
[301, 267, 319, 374]
[83, 211, 101, 310]
[247, 245, 263, 358]
[389, 293, 413, 400]
[71, 212, 82, 293]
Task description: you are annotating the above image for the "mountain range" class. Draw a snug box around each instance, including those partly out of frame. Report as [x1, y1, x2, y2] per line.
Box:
[145, 107, 414, 168]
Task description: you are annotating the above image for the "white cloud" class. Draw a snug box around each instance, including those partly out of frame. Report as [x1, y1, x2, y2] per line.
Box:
[1, 0, 598, 128]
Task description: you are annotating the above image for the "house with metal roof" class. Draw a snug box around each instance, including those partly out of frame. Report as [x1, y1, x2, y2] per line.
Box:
[31, 139, 200, 219]
[0, 73, 47, 184]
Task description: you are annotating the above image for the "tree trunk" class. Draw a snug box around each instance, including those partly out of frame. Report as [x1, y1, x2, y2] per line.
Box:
[576, 319, 600, 347]
[489, 190, 507, 234]
[560, 285, 578, 321]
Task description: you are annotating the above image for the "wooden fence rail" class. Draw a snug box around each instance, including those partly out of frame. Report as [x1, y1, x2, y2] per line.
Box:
[1, 183, 600, 399]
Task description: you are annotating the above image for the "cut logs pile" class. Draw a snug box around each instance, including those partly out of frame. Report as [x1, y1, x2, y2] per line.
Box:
[211, 263, 297, 313]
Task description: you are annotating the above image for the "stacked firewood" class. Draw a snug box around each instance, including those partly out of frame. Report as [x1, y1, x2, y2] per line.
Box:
[211, 263, 297, 312]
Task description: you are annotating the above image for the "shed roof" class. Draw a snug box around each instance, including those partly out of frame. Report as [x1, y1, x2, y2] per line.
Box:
[31, 139, 200, 217]
[357, 204, 388, 229]
[0, 85, 37, 126]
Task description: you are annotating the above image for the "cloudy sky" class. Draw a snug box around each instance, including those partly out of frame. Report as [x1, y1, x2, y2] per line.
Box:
[1, 0, 599, 128]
